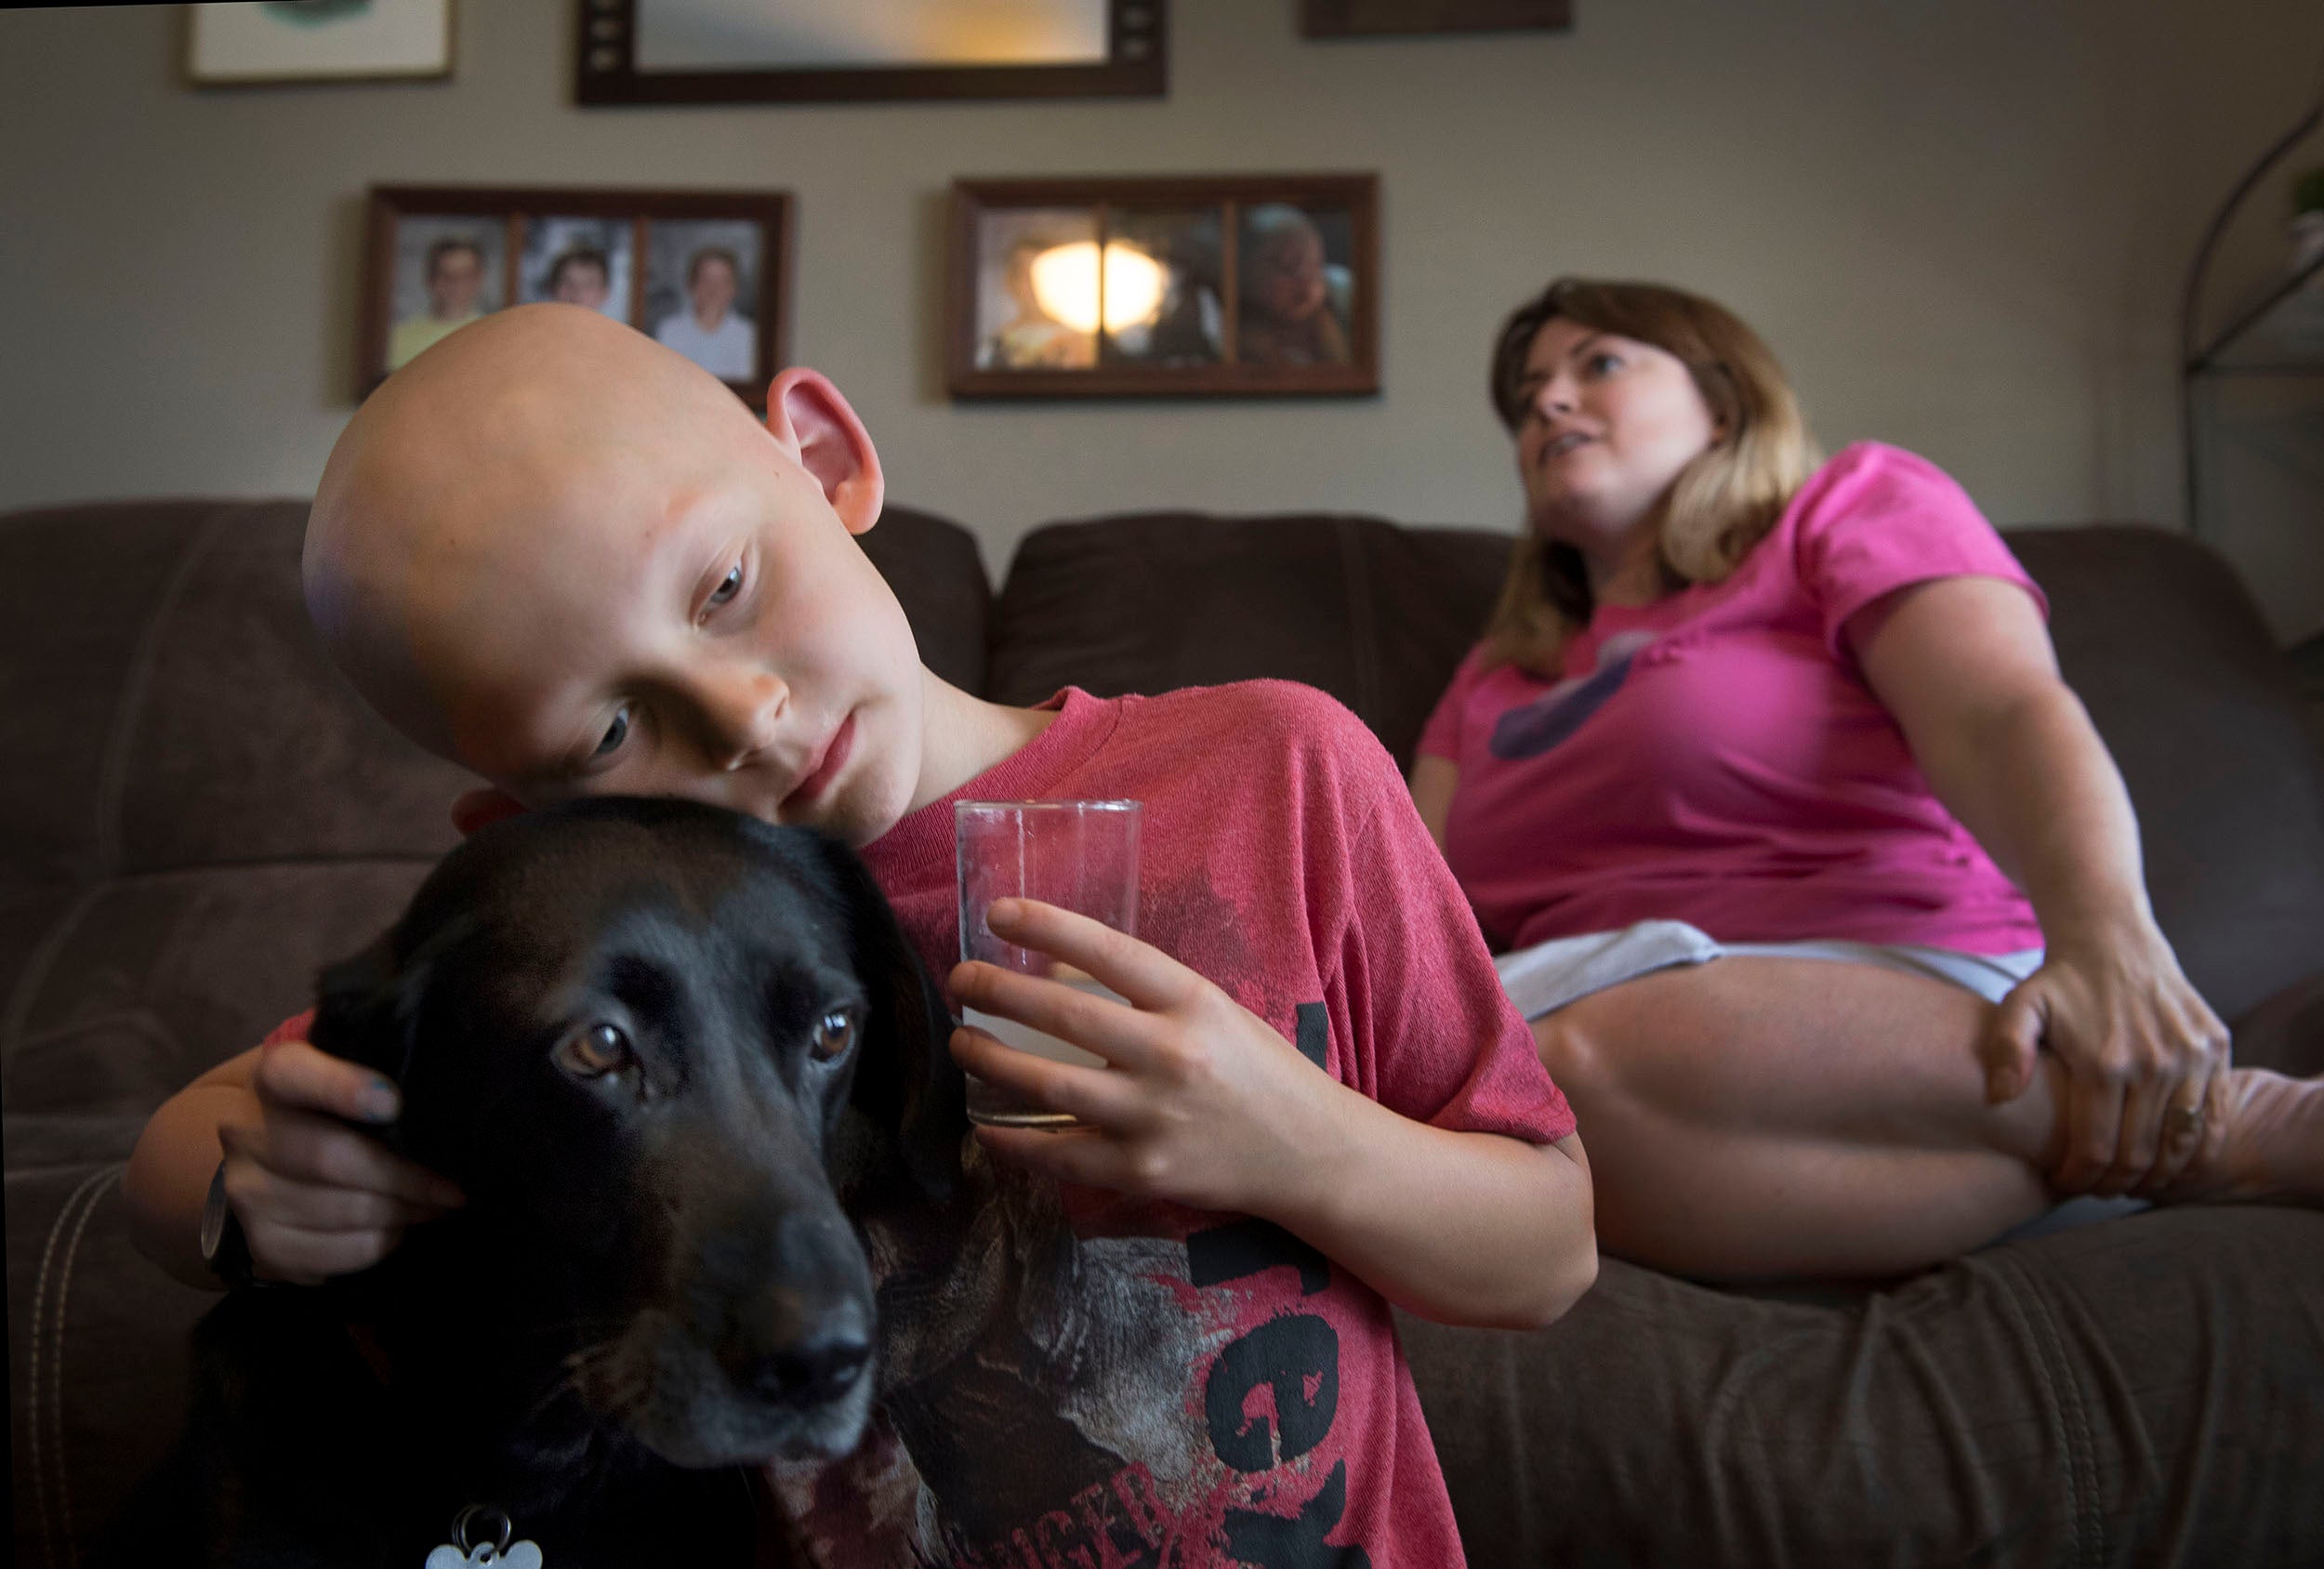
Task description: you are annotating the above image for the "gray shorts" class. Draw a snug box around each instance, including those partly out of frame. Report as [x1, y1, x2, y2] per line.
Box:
[1495, 917, 2044, 1021]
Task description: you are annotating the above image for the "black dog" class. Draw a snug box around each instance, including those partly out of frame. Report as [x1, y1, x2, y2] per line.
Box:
[103, 797, 966, 1566]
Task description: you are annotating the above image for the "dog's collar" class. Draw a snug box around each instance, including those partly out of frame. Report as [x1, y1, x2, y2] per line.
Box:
[340, 1328, 547, 1566]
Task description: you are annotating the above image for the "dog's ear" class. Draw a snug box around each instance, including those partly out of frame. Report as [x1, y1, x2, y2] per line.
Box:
[306, 930, 430, 1155]
[805, 837, 966, 1201]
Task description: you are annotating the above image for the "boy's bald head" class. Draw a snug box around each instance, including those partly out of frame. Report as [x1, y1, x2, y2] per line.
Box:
[304, 305, 807, 762]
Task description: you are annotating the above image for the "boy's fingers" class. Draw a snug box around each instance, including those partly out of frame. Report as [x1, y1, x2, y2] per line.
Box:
[972, 1125, 1129, 1190]
[244, 1218, 409, 1286]
[949, 1026, 1145, 1126]
[227, 1107, 464, 1209]
[255, 1039, 402, 1126]
[230, 1167, 449, 1235]
[978, 899, 1198, 1011]
[947, 970, 1156, 1070]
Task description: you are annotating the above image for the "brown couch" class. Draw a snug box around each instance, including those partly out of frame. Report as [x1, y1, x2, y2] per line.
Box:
[9, 497, 2324, 1565]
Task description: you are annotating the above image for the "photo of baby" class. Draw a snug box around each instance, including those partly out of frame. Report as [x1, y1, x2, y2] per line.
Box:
[972, 207, 1102, 371]
[1235, 203, 1355, 368]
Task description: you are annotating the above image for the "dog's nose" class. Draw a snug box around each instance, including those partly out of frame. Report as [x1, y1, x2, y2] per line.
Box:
[743, 1325, 871, 1408]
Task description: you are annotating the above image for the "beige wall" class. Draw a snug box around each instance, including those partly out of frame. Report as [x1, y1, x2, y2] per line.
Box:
[5, 0, 2321, 628]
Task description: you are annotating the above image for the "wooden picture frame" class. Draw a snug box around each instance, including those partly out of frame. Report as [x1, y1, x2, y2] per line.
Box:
[186, 0, 456, 86]
[1301, 0, 1571, 37]
[576, 0, 1167, 107]
[946, 173, 1380, 400]
[358, 184, 792, 405]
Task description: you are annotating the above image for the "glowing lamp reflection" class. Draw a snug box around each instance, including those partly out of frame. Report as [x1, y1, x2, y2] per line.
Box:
[1027, 242, 1167, 336]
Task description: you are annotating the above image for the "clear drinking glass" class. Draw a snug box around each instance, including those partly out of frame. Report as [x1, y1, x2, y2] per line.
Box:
[955, 798, 1142, 1128]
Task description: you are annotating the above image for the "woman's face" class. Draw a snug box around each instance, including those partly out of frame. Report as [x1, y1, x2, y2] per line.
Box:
[1511, 316, 1721, 546]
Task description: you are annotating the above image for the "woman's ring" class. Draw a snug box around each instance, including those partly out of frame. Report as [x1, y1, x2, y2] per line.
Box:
[2168, 1102, 2204, 1138]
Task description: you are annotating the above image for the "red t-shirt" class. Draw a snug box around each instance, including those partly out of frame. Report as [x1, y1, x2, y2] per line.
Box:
[267, 681, 1572, 1566]
[1419, 442, 2047, 956]
[772, 681, 1572, 1566]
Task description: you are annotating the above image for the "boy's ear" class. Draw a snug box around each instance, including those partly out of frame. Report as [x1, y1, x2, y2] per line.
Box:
[762, 367, 885, 536]
[451, 787, 527, 838]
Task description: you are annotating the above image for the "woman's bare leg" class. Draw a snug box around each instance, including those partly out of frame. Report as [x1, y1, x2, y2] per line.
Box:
[1534, 958, 2067, 1281]
[1538, 957, 2324, 1282]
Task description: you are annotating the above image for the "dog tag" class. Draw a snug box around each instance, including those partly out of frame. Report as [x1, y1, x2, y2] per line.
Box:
[426, 1505, 544, 1568]
[423, 1541, 543, 1569]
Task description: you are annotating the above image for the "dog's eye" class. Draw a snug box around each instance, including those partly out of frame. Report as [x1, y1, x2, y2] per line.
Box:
[558, 1022, 635, 1079]
[812, 1008, 858, 1061]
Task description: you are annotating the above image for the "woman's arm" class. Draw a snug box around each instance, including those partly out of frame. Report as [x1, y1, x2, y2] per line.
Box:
[1409, 756, 1458, 850]
[1851, 575, 2230, 1193]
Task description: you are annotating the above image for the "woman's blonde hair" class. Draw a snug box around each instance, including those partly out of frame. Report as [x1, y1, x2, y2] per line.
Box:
[1480, 278, 1820, 675]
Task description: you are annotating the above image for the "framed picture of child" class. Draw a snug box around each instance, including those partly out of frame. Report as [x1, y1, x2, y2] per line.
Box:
[946, 173, 1377, 399]
[359, 185, 791, 405]
[642, 220, 768, 386]
[517, 217, 635, 321]
[381, 218, 504, 373]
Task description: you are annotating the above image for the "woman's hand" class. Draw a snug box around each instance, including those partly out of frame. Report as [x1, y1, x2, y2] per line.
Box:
[215, 1038, 465, 1286]
[1981, 917, 2231, 1195]
[946, 898, 1338, 1218]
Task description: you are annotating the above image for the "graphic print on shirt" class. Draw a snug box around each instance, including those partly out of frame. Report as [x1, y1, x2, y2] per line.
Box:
[1489, 627, 1659, 760]
[774, 860, 1380, 1565]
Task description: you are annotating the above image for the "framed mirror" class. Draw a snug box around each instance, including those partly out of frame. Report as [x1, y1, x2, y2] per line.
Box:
[576, 0, 1167, 106]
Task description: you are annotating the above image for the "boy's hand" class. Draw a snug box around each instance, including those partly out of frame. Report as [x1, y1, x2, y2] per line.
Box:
[214, 1038, 465, 1286]
[947, 899, 1338, 1217]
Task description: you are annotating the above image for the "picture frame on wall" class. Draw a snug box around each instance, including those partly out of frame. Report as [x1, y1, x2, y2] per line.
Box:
[1300, 0, 1571, 37]
[186, 0, 456, 86]
[359, 185, 791, 403]
[946, 173, 1379, 399]
[577, 0, 1166, 107]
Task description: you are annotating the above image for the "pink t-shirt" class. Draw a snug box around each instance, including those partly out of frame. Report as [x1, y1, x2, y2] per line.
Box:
[773, 680, 1573, 1566]
[1418, 441, 2047, 956]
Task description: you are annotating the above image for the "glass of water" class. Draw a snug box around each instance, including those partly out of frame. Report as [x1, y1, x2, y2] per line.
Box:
[955, 798, 1142, 1128]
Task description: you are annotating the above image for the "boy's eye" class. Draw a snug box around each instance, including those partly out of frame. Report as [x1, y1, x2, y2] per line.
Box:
[706, 561, 744, 613]
[592, 706, 631, 759]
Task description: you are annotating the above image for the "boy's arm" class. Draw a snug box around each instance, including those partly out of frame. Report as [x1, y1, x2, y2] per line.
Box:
[125, 1036, 463, 1290]
[952, 900, 1597, 1330]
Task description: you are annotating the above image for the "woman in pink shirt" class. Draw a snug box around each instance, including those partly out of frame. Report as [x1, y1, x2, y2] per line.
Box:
[1414, 277, 2324, 1279]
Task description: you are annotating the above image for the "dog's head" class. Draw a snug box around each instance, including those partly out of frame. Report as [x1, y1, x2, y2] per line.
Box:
[308, 796, 963, 1465]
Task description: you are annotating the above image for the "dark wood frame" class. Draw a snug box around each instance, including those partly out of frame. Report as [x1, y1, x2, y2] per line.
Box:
[1301, 0, 1571, 37]
[358, 184, 792, 405]
[576, 0, 1166, 107]
[945, 173, 1380, 400]
[184, 0, 457, 86]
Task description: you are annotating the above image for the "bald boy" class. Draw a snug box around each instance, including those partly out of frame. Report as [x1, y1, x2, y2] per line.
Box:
[126, 305, 1593, 1562]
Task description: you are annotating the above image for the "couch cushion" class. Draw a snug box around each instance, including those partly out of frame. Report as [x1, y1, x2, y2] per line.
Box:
[1401, 1205, 2324, 1564]
[988, 510, 1507, 767]
[2011, 526, 2324, 1022]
